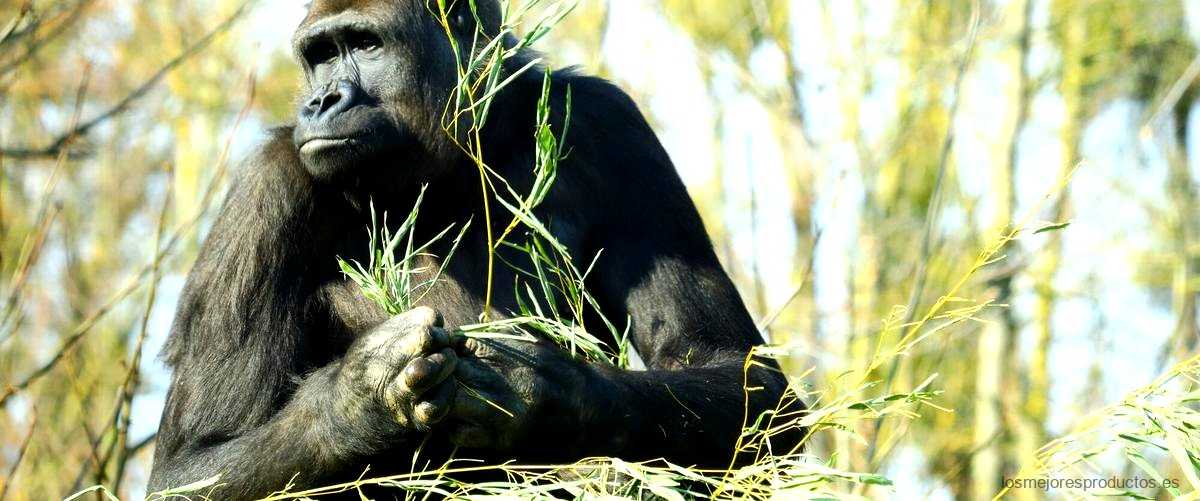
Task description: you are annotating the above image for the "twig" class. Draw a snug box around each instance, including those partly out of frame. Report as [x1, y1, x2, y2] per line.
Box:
[0, 202, 60, 336]
[0, 413, 37, 501]
[0, 68, 257, 408]
[110, 164, 175, 494]
[868, 1, 983, 467]
[0, 2, 35, 48]
[898, 3, 983, 335]
[72, 433, 158, 495]
[0, 2, 253, 159]
[0, 63, 92, 338]
[126, 433, 156, 457]
[757, 229, 824, 332]
[72, 167, 174, 492]
[1141, 52, 1200, 135]
[0, 0, 92, 79]
[67, 361, 106, 496]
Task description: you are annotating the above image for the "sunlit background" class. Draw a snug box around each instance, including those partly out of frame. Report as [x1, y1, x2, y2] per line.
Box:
[1, 0, 1199, 499]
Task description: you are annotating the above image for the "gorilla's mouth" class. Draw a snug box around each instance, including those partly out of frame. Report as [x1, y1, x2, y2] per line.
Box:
[299, 137, 359, 156]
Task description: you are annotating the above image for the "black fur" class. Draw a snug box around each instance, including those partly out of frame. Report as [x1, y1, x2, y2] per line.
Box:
[148, 1, 801, 498]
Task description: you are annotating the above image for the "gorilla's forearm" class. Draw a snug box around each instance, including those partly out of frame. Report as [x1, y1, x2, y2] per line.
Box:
[534, 361, 793, 467]
[608, 364, 791, 465]
[148, 364, 398, 498]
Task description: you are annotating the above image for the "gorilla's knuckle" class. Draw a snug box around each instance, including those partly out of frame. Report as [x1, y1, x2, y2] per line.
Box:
[407, 306, 439, 326]
[427, 347, 455, 367]
[376, 381, 399, 412]
[404, 325, 437, 353]
[379, 378, 412, 415]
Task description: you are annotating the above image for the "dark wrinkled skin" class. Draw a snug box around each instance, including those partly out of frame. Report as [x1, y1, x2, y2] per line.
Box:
[146, 1, 803, 499]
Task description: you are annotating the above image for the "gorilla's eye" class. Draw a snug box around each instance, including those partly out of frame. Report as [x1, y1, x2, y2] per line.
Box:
[346, 30, 383, 54]
[303, 40, 338, 67]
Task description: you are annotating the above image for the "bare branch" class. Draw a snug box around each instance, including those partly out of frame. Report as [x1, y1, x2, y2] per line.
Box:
[0, 63, 92, 338]
[0, 2, 254, 160]
[0, 3, 35, 47]
[0, 0, 94, 78]
[758, 229, 825, 332]
[0, 413, 37, 501]
[106, 164, 174, 493]
[867, 1, 985, 468]
[0, 69, 257, 408]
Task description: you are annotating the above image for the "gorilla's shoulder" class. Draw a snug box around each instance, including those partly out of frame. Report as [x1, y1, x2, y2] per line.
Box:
[548, 69, 664, 165]
[225, 126, 309, 190]
[260, 126, 299, 157]
[235, 126, 301, 170]
[551, 69, 641, 116]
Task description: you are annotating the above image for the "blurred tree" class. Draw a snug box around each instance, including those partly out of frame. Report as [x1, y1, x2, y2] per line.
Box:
[1121, 6, 1200, 369]
[658, 0, 784, 316]
[656, 0, 817, 338]
[543, 0, 610, 75]
[989, 3, 1037, 500]
[977, 1, 1035, 499]
[863, 1, 978, 496]
[0, 1, 289, 497]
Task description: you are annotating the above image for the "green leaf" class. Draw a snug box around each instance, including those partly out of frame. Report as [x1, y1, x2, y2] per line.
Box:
[1034, 222, 1071, 234]
[859, 474, 894, 486]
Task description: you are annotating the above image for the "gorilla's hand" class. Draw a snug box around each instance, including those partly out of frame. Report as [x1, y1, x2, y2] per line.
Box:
[338, 307, 458, 434]
[444, 336, 598, 452]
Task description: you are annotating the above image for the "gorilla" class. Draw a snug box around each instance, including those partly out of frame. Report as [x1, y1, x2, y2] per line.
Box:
[148, 0, 800, 498]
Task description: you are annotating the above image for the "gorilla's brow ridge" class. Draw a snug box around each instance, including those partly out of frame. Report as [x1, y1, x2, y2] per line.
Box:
[292, 14, 382, 57]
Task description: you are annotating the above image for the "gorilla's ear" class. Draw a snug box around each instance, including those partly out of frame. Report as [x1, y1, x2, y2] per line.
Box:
[449, 0, 503, 38]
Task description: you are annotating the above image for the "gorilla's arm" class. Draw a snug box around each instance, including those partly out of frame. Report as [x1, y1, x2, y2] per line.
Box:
[585, 247, 793, 465]
[148, 136, 363, 497]
[148, 132, 457, 498]
[150, 364, 388, 497]
[575, 77, 797, 465]
[445, 76, 799, 466]
[450, 251, 793, 466]
[447, 185, 796, 466]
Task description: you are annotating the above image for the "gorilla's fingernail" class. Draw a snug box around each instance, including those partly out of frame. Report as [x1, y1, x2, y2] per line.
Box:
[403, 358, 434, 388]
[414, 401, 445, 424]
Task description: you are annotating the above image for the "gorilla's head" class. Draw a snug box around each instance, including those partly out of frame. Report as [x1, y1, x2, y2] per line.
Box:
[291, 0, 505, 183]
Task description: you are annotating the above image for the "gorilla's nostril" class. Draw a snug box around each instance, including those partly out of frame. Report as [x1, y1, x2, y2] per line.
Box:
[306, 80, 359, 119]
[318, 91, 342, 114]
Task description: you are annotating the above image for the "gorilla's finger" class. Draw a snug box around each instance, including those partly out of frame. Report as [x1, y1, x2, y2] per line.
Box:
[451, 335, 502, 360]
[452, 335, 545, 366]
[403, 348, 457, 393]
[399, 325, 449, 356]
[449, 333, 472, 354]
[450, 371, 527, 423]
[379, 381, 408, 418]
[405, 306, 444, 328]
[451, 357, 506, 389]
[448, 376, 496, 419]
[447, 423, 494, 449]
[412, 381, 456, 429]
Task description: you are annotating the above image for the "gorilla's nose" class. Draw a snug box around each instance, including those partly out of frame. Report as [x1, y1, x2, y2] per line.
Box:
[304, 79, 360, 121]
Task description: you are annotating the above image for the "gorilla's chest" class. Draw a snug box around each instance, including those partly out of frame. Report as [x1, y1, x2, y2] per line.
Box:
[320, 274, 481, 334]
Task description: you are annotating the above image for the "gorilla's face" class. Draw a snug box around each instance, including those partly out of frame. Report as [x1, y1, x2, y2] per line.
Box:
[292, 0, 494, 183]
